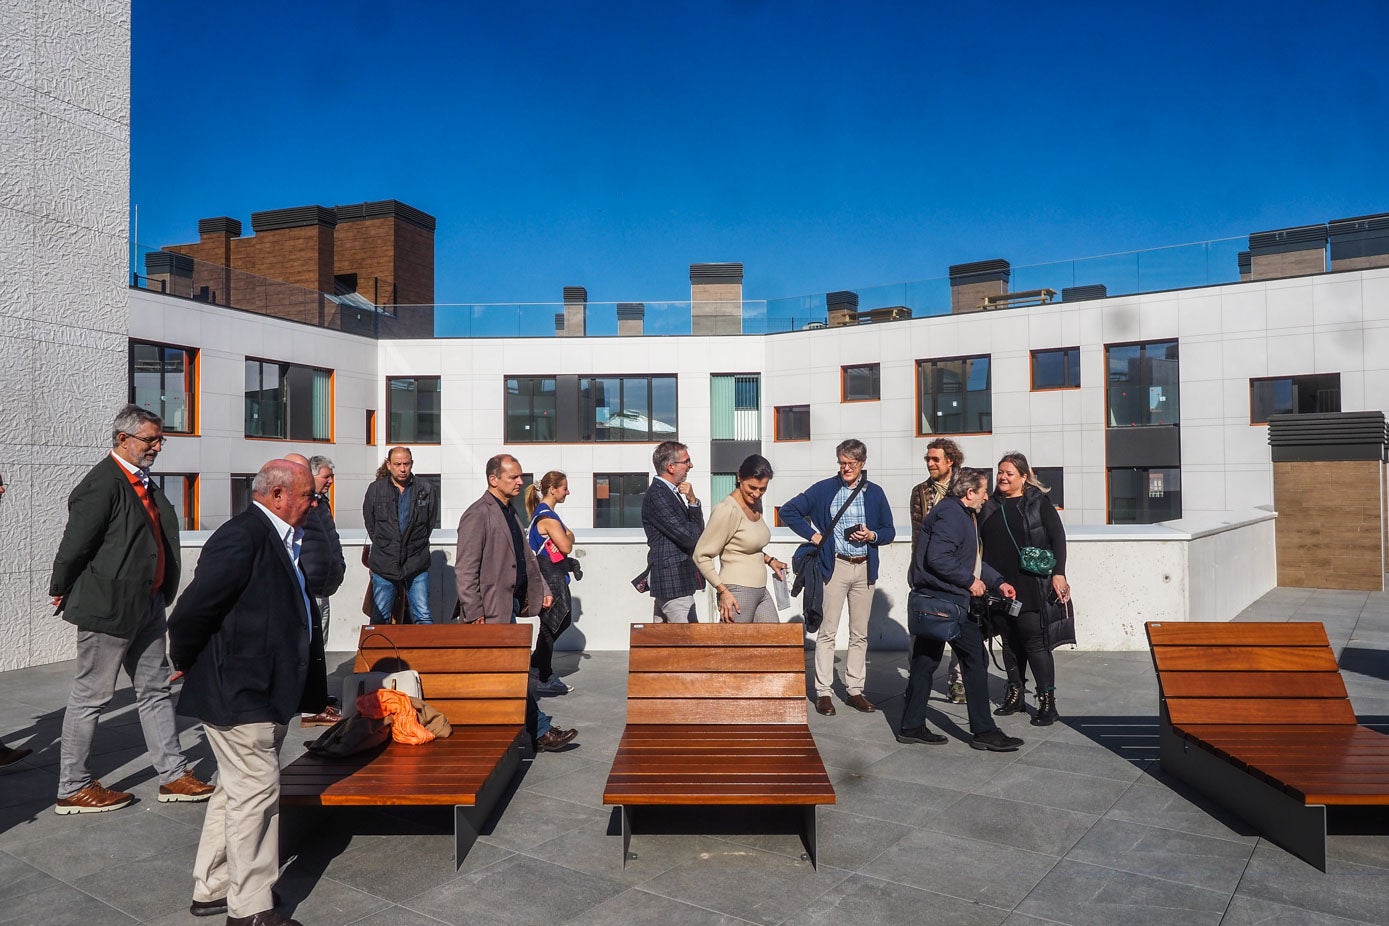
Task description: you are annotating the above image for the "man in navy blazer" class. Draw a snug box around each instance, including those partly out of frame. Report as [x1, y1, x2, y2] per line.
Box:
[781, 439, 895, 716]
[169, 459, 327, 926]
[640, 440, 705, 622]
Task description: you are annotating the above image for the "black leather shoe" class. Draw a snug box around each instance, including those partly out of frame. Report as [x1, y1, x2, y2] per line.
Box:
[895, 726, 948, 745]
[189, 898, 226, 917]
[815, 696, 836, 716]
[226, 909, 302, 926]
[970, 730, 1024, 752]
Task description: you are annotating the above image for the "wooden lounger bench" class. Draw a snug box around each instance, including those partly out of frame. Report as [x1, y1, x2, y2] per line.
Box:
[280, 624, 532, 868]
[1146, 620, 1389, 870]
[602, 623, 836, 867]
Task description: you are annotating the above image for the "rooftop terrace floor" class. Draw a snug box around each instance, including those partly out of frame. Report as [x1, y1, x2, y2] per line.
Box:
[2, 585, 1388, 925]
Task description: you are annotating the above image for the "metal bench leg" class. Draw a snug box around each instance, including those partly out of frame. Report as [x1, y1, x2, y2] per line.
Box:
[800, 806, 818, 869]
[1160, 723, 1327, 871]
[454, 805, 481, 871]
[620, 806, 632, 868]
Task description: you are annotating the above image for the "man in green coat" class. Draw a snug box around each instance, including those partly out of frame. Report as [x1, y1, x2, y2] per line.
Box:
[48, 404, 213, 813]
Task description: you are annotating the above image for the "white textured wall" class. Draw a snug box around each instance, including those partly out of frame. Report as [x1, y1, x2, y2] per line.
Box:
[0, 1, 131, 668]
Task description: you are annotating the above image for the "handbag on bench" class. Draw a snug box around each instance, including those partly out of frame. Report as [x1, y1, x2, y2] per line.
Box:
[341, 631, 423, 718]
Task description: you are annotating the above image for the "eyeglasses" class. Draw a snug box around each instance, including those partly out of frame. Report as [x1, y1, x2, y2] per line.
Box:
[673, 458, 692, 466]
[123, 433, 167, 448]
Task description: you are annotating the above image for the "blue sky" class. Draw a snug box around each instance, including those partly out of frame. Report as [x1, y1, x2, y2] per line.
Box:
[132, 0, 1389, 306]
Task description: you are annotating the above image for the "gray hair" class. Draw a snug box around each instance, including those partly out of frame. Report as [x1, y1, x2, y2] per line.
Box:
[110, 404, 162, 447]
[652, 441, 688, 474]
[835, 438, 867, 463]
[307, 454, 335, 476]
[950, 467, 990, 498]
[251, 458, 304, 498]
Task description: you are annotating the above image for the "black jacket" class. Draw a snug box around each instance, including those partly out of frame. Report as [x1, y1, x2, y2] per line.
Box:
[49, 455, 181, 637]
[979, 486, 1073, 643]
[640, 479, 705, 600]
[300, 494, 345, 598]
[363, 476, 437, 581]
[168, 505, 328, 725]
[909, 496, 1004, 610]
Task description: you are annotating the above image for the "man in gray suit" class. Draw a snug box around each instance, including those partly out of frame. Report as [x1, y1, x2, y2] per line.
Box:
[48, 404, 213, 813]
[456, 454, 577, 752]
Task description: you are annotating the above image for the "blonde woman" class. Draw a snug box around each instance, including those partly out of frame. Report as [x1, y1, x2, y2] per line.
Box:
[694, 455, 788, 623]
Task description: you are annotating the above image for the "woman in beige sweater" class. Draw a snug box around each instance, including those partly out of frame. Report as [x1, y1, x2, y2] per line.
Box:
[694, 455, 788, 623]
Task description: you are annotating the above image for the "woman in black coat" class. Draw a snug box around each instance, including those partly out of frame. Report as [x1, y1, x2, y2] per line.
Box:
[978, 452, 1072, 725]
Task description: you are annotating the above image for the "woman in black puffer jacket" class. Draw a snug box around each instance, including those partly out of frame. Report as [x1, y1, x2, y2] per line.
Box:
[978, 452, 1072, 725]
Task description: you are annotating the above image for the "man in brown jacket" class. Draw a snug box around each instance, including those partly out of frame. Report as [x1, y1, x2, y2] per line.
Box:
[456, 454, 577, 752]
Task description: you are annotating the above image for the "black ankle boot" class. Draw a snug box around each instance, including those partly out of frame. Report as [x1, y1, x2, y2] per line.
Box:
[1031, 689, 1058, 726]
[994, 684, 1025, 716]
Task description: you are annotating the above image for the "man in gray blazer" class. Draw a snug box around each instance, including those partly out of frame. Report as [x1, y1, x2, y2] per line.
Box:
[456, 454, 577, 752]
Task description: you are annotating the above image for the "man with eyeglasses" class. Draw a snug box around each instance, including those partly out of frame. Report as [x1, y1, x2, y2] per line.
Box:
[47, 404, 213, 814]
[641, 440, 705, 622]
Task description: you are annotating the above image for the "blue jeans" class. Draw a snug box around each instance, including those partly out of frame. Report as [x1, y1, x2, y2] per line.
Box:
[512, 593, 551, 739]
[370, 571, 432, 624]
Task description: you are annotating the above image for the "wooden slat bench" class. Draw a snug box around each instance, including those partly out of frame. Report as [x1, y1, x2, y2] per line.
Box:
[602, 623, 836, 867]
[280, 624, 532, 868]
[1146, 620, 1389, 869]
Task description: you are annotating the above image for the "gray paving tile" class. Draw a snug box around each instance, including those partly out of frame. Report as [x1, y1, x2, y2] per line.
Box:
[268, 867, 394, 926]
[518, 755, 612, 808]
[1066, 818, 1251, 893]
[1220, 895, 1381, 926]
[474, 788, 608, 853]
[523, 813, 727, 886]
[1105, 775, 1259, 845]
[293, 830, 513, 903]
[0, 879, 139, 924]
[805, 730, 902, 774]
[792, 873, 1010, 926]
[563, 887, 758, 926]
[824, 768, 969, 828]
[405, 853, 629, 926]
[855, 742, 1017, 790]
[3, 802, 200, 880]
[862, 828, 1056, 908]
[920, 793, 1098, 857]
[640, 847, 851, 926]
[1015, 859, 1228, 925]
[0, 850, 58, 903]
[972, 763, 1132, 816]
[71, 847, 200, 921]
[1233, 840, 1389, 924]
[343, 906, 454, 926]
[1014, 739, 1148, 783]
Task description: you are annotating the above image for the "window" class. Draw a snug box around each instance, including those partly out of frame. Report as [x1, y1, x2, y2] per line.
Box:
[505, 377, 557, 442]
[711, 473, 735, 501]
[1109, 467, 1181, 524]
[775, 405, 810, 441]
[230, 473, 256, 517]
[917, 355, 992, 435]
[581, 375, 677, 442]
[366, 409, 377, 445]
[509, 473, 534, 525]
[415, 474, 443, 530]
[244, 359, 332, 441]
[130, 341, 197, 434]
[1033, 467, 1064, 510]
[150, 473, 197, 530]
[1106, 340, 1179, 428]
[711, 374, 760, 440]
[594, 473, 648, 528]
[1250, 373, 1341, 424]
[842, 363, 881, 402]
[387, 376, 441, 443]
[1031, 348, 1081, 390]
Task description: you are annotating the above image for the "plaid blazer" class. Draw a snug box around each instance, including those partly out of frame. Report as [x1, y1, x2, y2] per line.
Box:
[640, 479, 705, 600]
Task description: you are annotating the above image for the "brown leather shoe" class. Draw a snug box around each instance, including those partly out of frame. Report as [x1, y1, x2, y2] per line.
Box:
[300, 705, 343, 727]
[226, 910, 302, 926]
[188, 898, 227, 917]
[846, 693, 877, 713]
[535, 727, 579, 751]
[54, 781, 133, 814]
[815, 695, 836, 716]
[158, 770, 215, 802]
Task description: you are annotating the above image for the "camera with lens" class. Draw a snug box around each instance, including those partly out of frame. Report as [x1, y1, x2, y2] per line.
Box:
[986, 593, 1022, 617]
[842, 523, 867, 541]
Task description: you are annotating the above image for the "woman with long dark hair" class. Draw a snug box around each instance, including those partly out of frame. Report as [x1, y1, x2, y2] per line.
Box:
[694, 454, 788, 623]
[978, 452, 1072, 725]
[525, 471, 578, 695]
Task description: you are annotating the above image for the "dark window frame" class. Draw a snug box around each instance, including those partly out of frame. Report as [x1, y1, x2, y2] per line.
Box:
[129, 339, 198, 435]
[580, 374, 679, 443]
[244, 357, 333, 442]
[1105, 339, 1180, 429]
[150, 472, 198, 531]
[916, 354, 993, 436]
[841, 363, 881, 402]
[1030, 347, 1081, 391]
[504, 376, 559, 443]
[386, 376, 442, 444]
[594, 472, 649, 528]
[774, 404, 811, 442]
[1033, 467, 1065, 510]
[1249, 373, 1342, 424]
[1107, 466, 1182, 524]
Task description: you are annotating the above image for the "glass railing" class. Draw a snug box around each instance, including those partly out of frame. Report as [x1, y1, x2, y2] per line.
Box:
[131, 234, 1261, 339]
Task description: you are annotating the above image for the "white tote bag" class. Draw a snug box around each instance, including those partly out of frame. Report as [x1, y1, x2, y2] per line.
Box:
[340, 631, 423, 718]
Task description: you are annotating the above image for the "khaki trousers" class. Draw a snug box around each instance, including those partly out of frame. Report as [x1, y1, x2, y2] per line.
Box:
[815, 558, 873, 697]
[192, 721, 287, 918]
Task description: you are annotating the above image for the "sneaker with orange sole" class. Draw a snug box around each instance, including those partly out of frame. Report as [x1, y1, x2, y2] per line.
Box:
[55, 781, 134, 814]
[158, 770, 215, 802]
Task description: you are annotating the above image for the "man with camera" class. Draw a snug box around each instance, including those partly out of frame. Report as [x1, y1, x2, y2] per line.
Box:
[899, 467, 1025, 752]
[782, 439, 895, 716]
